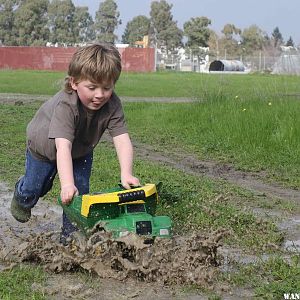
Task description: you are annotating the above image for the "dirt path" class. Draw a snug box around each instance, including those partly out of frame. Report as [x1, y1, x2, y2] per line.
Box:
[131, 138, 300, 249]
[131, 140, 300, 202]
[0, 93, 195, 104]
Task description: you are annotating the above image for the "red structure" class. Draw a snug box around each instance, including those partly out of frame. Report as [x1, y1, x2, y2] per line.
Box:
[118, 47, 155, 72]
[0, 46, 155, 72]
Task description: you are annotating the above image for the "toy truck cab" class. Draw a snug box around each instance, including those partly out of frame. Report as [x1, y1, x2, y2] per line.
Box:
[105, 201, 172, 238]
[58, 183, 172, 239]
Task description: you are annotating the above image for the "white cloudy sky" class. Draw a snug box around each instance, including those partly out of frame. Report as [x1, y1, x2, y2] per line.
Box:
[73, 0, 300, 44]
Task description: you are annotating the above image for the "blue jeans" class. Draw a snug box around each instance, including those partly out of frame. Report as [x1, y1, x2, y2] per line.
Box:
[16, 149, 93, 238]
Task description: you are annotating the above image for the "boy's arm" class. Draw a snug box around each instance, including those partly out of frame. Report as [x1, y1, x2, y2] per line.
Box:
[112, 133, 140, 189]
[55, 138, 78, 204]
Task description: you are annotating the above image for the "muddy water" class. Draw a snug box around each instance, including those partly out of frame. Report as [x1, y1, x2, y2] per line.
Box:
[278, 216, 300, 252]
[0, 182, 62, 257]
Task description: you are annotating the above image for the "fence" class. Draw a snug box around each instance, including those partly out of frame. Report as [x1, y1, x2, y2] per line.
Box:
[158, 50, 300, 74]
[0, 46, 155, 72]
[2, 46, 298, 74]
[216, 53, 300, 74]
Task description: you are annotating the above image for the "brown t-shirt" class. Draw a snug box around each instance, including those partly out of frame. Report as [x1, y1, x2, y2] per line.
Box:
[27, 90, 127, 161]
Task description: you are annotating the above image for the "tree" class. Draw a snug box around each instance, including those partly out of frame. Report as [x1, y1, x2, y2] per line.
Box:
[271, 26, 283, 48]
[183, 17, 211, 48]
[48, 0, 76, 45]
[285, 36, 294, 47]
[74, 6, 95, 43]
[0, 0, 21, 45]
[121, 26, 129, 44]
[14, 0, 49, 46]
[207, 29, 220, 59]
[94, 0, 120, 43]
[219, 23, 241, 58]
[183, 17, 211, 69]
[164, 21, 183, 51]
[221, 23, 241, 39]
[150, 0, 182, 53]
[241, 25, 265, 54]
[122, 15, 150, 45]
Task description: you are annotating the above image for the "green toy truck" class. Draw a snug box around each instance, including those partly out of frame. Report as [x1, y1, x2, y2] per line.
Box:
[58, 183, 172, 239]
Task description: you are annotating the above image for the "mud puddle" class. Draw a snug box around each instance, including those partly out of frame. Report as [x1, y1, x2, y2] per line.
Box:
[4, 229, 226, 286]
[249, 207, 300, 252]
[278, 216, 300, 252]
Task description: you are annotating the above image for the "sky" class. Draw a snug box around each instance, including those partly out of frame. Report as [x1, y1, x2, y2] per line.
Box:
[72, 0, 300, 45]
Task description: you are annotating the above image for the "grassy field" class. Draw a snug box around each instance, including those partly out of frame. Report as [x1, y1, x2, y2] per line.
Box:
[2, 69, 299, 187]
[125, 98, 300, 188]
[1, 69, 300, 98]
[0, 70, 299, 298]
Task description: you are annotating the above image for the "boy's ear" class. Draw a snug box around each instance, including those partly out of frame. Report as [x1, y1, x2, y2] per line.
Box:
[70, 77, 78, 90]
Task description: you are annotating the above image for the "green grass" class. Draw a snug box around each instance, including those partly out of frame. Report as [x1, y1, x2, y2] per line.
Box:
[124, 96, 300, 188]
[0, 70, 64, 95]
[1, 69, 300, 98]
[0, 265, 46, 299]
[224, 255, 300, 299]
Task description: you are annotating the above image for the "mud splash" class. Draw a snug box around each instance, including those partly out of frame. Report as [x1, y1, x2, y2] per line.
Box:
[3, 229, 228, 288]
[0, 182, 228, 289]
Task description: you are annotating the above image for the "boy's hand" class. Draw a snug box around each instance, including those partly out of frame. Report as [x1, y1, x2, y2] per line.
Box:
[121, 174, 140, 190]
[60, 184, 79, 204]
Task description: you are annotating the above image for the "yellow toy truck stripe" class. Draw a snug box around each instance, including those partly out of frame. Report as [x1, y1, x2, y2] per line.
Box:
[81, 184, 157, 217]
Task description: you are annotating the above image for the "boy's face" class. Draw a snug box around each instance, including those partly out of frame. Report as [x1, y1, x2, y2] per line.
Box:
[70, 78, 114, 111]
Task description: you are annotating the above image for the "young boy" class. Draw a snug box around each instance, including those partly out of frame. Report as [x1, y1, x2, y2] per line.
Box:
[10, 43, 140, 243]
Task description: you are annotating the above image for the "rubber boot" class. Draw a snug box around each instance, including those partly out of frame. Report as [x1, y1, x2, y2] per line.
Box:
[10, 182, 31, 223]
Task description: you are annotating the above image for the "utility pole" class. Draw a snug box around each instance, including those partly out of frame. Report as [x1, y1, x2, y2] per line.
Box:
[216, 38, 219, 60]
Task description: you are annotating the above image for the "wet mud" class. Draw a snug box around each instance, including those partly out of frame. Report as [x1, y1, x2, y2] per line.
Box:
[0, 180, 298, 299]
[4, 229, 226, 287]
[0, 182, 230, 299]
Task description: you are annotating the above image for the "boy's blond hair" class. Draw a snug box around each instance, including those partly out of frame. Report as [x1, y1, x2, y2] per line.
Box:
[65, 43, 122, 93]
